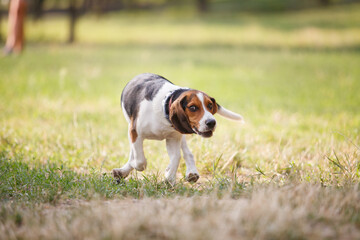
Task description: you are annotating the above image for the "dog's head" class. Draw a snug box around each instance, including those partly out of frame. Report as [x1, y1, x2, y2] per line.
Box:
[169, 90, 218, 138]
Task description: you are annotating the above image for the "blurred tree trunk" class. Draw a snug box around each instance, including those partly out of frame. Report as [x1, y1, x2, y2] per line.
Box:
[319, 0, 331, 6]
[0, 9, 2, 42]
[68, 0, 77, 43]
[197, 0, 209, 12]
[4, 0, 27, 54]
[33, 0, 45, 20]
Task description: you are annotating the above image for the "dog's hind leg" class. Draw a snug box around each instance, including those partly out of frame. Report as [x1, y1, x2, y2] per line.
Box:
[113, 136, 147, 178]
[181, 136, 200, 183]
[112, 149, 134, 179]
[165, 137, 182, 185]
[113, 123, 144, 179]
[129, 136, 147, 171]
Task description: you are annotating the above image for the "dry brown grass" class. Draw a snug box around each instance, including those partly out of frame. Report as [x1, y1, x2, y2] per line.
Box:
[1, 3, 360, 239]
[1, 184, 359, 240]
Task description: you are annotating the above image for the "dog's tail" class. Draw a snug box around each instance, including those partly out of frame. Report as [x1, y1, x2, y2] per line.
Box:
[217, 105, 245, 123]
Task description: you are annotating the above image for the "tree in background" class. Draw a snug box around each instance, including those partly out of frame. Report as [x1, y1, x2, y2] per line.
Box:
[3, 0, 27, 55]
[1, 0, 354, 51]
[68, 0, 77, 43]
[197, 0, 210, 12]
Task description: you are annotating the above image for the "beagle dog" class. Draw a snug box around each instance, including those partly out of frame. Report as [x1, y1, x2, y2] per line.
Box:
[112, 73, 243, 184]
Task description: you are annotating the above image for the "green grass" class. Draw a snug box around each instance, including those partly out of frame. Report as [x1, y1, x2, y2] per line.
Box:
[0, 3, 360, 239]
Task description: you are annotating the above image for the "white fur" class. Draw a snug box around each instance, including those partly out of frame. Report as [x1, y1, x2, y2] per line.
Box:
[217, 105, 245, 122]
[116, 82, 200, 184]
[197, 92, 216, 133]
[115, 82, 243, 184]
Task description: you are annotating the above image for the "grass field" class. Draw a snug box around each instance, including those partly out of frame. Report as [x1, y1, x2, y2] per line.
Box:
[1, 3, 360, 239]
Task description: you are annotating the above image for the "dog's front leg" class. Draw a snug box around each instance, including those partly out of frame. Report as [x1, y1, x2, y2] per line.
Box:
[165, 137, 182, 185]
[181, 136, 200, 183]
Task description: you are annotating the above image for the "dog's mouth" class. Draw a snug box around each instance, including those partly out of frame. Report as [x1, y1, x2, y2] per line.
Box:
[193, 127, 214, 138]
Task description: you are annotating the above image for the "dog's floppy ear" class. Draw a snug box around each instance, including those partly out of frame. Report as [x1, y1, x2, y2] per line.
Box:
[210, 97, 218, 114]
[169, 95, 194, 134]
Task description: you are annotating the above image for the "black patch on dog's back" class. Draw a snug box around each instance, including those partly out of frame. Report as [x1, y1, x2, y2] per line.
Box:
[121, 73, 172, 120]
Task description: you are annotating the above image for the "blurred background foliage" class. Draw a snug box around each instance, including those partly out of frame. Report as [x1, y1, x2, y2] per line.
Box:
[1, 0, 360, 43]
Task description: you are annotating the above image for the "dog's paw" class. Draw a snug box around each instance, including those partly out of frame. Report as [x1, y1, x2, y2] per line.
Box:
[165, 169, 176, 186]
[186, 173, 200, 183]
[164, 178, 176, 187]
[112, 168, 129, 179]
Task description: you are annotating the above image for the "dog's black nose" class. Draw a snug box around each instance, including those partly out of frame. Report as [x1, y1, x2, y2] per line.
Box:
[205, 119, 216, 128]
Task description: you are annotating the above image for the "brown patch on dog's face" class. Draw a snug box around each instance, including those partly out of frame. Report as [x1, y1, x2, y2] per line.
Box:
[182, 91, 204, 131]
[202, 94, 218, 115]
[169, 91, 195, 134]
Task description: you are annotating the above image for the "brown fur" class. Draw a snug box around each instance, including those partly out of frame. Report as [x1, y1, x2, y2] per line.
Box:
[170, 90, 218, 134]
[169, 93, 194, 134]
[129, 117, 138, 143]
[183, 91, 204, 131]
[204, 94, 218, 114]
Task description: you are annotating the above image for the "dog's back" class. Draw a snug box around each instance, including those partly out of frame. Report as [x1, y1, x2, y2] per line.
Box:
[121, 73, 172, 123]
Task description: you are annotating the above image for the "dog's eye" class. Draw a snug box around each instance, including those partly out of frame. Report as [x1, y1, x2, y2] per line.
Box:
[188, 105, 198, 112]
[208, 103, 213, 110]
